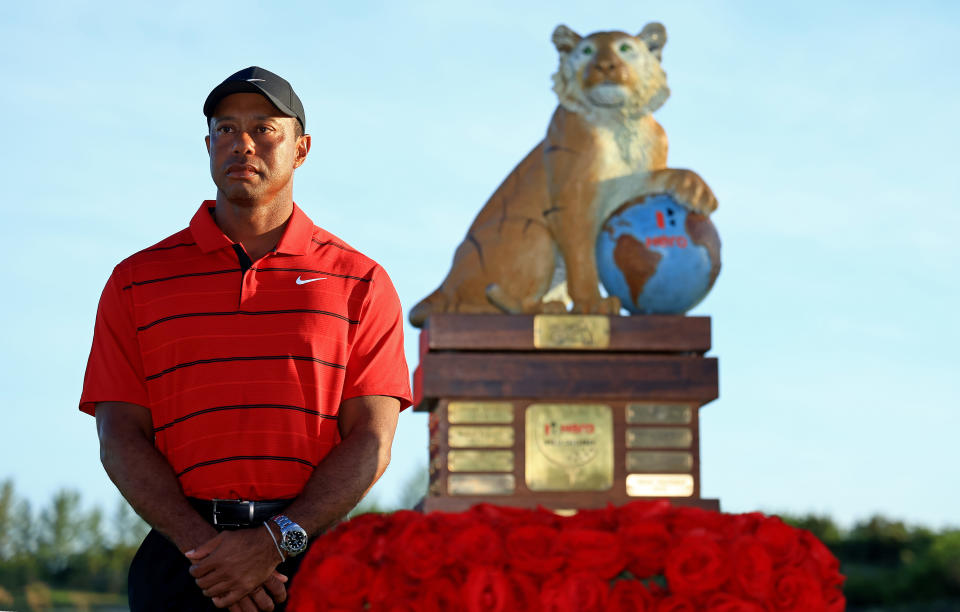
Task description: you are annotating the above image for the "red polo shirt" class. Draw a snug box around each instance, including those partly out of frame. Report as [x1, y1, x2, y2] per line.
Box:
[80, 202, 411, 500]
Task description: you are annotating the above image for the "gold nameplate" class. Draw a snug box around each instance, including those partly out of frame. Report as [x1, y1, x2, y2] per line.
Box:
[627, 404, 692, 425]
[626, 451, 693, 473]
[448, 474, 515, 496]
[448, 401, 514, 424]
[448, 426, 514, 448]
[626, 474, 694, 497]
[626, 427, 692, 448]
[448, 450, 514, 472]
[533, 315, 610, 349]
[525, 403, 614, 491]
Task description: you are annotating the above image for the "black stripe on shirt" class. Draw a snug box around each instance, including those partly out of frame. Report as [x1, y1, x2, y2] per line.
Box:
[311, 238, 356, 252]
[154, 403, 337, 433]
[177, 455, 315, 477]
[143, 242, 197, 253]
[122, 268, 241, 290]
[138, 308, 359, 332]
[145, 355, 346, 382]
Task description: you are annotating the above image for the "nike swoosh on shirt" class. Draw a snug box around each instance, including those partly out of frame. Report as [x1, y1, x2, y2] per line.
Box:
[295, 276, 327, 285]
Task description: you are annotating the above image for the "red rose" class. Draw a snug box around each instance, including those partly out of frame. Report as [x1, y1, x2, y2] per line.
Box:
[730, 537, 774, 600]
[509, 572, 541, 612]
[558, 529, 625, 579]
[389, 517, 448, 579]
[470, 503, 558, 529]
[620, 522, 671, 578]
[540, 573, 609, 612]
[463, 566, 514, 612]
[756, 517, 804, 568]
[664, 534, 729, 596]
[288, 554, 371, 609]
[609, 580, 655, 612]
[616, 500, 672, 528]
[561, 506, 617, 531]
[451, 523, 505, 566]
[417, 576, 462, 612]
[705, 593, 767, 612]
[824, 586, 846, 612]
[505, 525, 566, 575]
[367, 565, 419, 606]
[771, 569, 824, 611]
[799, 531, 843, 586]
[727, 512, 766, 537]
[655, 594, 697, 612]
[668, 506, 728, 537]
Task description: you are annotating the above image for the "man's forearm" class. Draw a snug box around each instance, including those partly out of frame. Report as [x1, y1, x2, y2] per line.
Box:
[99, 417, 215, 552]
[282, 423, 392, 537]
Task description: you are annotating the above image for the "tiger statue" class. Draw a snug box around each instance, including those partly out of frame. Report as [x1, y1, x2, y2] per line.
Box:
[409, 22, 717, 327]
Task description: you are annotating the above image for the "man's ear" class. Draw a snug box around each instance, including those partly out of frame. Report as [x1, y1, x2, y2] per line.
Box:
[205, 134, 210, 154]
[294, 134, 311, 169]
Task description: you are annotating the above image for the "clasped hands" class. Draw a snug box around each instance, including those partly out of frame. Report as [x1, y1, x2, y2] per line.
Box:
[186, 526, 288, 611]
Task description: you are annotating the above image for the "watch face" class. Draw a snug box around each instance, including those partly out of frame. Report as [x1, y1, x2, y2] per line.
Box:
[282, 528, 308, 554]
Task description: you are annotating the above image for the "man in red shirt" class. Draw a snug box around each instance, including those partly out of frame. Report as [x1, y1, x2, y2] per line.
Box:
[80, 67, 411, 611]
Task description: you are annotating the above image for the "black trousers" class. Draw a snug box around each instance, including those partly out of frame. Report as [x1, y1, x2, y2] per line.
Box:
[128, 529, 307, 612]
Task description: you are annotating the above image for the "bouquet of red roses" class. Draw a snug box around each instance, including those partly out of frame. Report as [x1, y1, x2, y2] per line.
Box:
[288, 501, 844, 611]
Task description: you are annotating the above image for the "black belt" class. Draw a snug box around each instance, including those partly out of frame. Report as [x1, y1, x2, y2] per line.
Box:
[188, 498, 292, 529]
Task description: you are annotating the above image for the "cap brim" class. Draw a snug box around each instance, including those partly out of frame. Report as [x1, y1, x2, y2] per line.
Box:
[203, 81, 297, 122]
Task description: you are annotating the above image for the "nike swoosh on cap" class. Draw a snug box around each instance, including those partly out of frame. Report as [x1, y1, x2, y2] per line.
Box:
[296, 275, 326, 285]
[246, 78, 266, 82]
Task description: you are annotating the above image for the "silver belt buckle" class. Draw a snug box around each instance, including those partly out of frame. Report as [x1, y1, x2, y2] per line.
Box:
[211, 498, 249, 528]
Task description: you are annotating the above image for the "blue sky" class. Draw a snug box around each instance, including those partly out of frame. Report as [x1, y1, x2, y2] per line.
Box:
[1, 1, 957, 529]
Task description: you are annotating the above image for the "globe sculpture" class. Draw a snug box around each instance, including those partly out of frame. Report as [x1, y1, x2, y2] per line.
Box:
[596, 193, 721, 314]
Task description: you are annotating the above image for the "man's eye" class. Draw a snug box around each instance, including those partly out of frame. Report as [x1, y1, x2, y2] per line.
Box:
[257, 126, 271, 133]
[217, 126, 233, 133]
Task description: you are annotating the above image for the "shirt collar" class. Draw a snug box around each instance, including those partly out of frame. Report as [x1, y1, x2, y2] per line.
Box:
[189, 201, 315, 255]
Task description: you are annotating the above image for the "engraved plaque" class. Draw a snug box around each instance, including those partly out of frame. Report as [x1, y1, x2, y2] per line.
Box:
[525, 403, 614, 491]
[449, 474, 515, 495]
[448, 450, 514, 472]
[626, 451, 693, 473]
[626, 427, 692, 449]
[448, 426, 514, 448]
[533, 315, 610, 349]
[448, 401, 514, 424]
[627, 404, 692, 425]
[626, 474, 695, 497]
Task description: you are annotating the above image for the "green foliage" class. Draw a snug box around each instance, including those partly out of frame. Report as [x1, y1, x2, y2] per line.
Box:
[0, 479, 146, 599]
[782, 511, 960, 606]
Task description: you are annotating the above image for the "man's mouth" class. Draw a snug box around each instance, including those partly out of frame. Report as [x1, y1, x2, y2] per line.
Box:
[225, 163, 259, 178]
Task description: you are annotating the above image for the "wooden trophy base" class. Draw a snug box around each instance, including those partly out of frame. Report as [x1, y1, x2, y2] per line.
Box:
[414, 314, 720, 514]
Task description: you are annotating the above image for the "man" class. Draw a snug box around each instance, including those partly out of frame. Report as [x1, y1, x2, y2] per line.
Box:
[79, 66, 411, 611]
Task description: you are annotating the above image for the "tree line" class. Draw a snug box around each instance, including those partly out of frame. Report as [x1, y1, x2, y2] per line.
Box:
[0, 478, 957, 610]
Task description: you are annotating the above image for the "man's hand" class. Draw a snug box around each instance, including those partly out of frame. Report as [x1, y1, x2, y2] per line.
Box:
[185, 528, 286, 609]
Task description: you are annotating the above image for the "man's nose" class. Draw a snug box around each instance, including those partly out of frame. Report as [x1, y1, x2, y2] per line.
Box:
[232, 131, 255, 155]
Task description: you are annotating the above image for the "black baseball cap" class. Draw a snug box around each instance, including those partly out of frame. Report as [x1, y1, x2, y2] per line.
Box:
[203, 66, 306, 132]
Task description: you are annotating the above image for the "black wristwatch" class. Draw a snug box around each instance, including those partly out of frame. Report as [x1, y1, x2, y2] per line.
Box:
[271, 514, 308, 556]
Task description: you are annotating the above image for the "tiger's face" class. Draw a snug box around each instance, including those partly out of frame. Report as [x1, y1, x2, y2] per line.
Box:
[551, 24, 670, 124]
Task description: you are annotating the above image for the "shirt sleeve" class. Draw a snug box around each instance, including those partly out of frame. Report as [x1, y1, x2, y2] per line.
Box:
[341, 265, 412, 410]
[79, 265, 149, 415]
